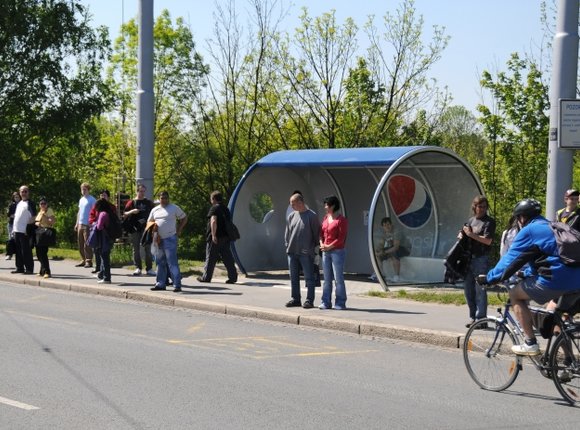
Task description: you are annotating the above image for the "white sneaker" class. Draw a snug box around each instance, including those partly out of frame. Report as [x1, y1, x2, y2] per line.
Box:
[511, 342, 540, 356]
[133, 268, 142, 276]
[97, 279, 111, 284]
[5, 255, 11, 260]
[146, 269, 156, 276]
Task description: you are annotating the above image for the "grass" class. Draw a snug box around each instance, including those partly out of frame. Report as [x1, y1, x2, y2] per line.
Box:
[366, 288, 506, 306]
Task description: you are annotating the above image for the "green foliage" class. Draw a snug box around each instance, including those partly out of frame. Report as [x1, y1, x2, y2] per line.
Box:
[0, 0, 112, 200]
[477, 53, 549, 227]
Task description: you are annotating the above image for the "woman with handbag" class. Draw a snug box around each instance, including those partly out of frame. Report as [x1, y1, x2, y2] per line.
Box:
[35, 197, 55, 278]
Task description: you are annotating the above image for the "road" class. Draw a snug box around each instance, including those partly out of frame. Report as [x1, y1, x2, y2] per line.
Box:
[1, 281, 578, 429]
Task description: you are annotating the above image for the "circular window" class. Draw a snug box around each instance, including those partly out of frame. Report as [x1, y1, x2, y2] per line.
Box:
[249, 193, 274, 223]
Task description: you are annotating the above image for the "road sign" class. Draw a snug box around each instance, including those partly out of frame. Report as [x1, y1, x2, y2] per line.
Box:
[559, 99, 580, 148]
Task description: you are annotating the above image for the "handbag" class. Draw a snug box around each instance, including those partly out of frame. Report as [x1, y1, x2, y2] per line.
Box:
[35, 226, 57, 247]
[225, 219, 240, 241]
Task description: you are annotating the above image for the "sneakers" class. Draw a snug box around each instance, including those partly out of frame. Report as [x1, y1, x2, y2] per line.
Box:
[97, 279, 111, 284]
[333, 304, 346, 310]
[197, 276, 210, 283]
[302, 300, 314, 309]
[318, 302, 331, 310]
[146, 269, 156, 276]
[285, 299, 301, 308]
[43, 274, 51, 279]
[133, 268, 142, 276]
[5, 255, 12, 260]
[511, 342, 540, 356]
[150, 284, 166, 291]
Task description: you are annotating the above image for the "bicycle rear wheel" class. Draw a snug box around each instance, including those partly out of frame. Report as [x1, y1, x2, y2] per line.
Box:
[550, 327, 580, 406]
[463, 318, 520, 391]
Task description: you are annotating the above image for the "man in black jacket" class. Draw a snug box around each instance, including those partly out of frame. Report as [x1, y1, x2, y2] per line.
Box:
[197, 191, 238, 284]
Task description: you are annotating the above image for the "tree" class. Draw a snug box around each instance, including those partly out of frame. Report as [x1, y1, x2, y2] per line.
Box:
[434, 105, 487, 168]
[477, 53, 550, 225]
[278, 7, 358, 149]
[0, 0, 111, 204]
[107, 9, 209, 201]
[364, 0, 450, 146]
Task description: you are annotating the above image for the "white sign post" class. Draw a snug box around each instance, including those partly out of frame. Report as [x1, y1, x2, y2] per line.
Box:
[559, 99, 580, 148]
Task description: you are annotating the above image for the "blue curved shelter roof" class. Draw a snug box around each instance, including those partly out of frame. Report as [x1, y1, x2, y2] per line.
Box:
[255, 146, 425, 167]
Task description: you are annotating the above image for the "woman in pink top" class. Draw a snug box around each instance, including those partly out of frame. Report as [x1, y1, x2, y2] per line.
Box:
[319, 195, 348, 310]
[94, 199, 114, 284]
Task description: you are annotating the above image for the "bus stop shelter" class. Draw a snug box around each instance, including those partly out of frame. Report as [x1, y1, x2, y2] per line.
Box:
[228, 147, 483, 290]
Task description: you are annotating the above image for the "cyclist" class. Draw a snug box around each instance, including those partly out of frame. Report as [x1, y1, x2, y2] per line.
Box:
[486, 198, 580, 355]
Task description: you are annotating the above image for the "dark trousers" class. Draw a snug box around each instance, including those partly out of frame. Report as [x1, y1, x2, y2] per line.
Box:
[95, 247, 111, 281]
[14, 232, 34, 273]
[36, 245, 50, 275]
[200, 238, 237, 282]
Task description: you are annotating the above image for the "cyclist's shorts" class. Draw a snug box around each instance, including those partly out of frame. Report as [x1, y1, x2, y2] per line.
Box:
[519, 277, 568, 305]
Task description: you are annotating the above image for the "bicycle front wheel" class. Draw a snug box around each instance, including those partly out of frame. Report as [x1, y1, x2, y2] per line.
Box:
[550, 327, 580, 406]
[463, 318, 520, 391]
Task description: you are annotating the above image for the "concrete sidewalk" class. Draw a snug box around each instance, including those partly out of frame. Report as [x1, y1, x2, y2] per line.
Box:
[0, 257, 477, 349]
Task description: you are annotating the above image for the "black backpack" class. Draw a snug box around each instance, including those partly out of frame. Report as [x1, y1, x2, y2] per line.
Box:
[549, 221, 580, 267]
[106, 211, 123, 240]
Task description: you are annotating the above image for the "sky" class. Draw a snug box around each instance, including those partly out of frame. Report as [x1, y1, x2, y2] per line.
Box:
[80, 0, 546, 113]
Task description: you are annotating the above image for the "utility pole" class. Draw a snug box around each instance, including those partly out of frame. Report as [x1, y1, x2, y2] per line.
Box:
[136, 0, 155, 200]
[546, 0, 579, 217]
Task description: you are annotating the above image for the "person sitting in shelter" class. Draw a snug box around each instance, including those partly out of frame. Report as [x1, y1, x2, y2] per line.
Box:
[373, 217, 409, 283]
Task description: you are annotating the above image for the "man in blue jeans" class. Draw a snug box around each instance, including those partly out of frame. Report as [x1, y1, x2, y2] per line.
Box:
[285, 192, 320, 309]
[461, 195, 496, 328]
[148, 191, 187, 293]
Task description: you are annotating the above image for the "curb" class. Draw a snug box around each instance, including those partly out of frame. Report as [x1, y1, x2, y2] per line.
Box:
[0, 274, 463, 349]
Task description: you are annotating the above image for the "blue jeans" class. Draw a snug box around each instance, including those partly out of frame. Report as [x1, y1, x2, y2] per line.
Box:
[464, 255, 489, 320]
[156, 235, 181, 288]
[321, 249, 347, 307]
[288, 253, 315, 303]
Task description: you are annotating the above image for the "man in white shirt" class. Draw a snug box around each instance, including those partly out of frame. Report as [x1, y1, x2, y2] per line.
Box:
[74, 182, 96, 268]
[11, 185, 36, 274]
[148, 191, 187, 292]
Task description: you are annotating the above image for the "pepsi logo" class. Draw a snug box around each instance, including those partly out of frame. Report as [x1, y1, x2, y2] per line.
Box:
[387, 174, 432, 229]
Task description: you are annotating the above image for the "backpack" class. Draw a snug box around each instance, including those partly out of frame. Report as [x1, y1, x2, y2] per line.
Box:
[549, 221, 580, 267]
[106, 211, 123, 240]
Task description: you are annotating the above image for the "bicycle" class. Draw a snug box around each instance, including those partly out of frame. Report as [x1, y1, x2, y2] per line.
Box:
[462, 278, 580, 406]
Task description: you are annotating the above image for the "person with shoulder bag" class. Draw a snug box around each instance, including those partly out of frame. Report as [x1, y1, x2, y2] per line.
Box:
[197, 191, 238, 284]
[35, 197, 56, 278]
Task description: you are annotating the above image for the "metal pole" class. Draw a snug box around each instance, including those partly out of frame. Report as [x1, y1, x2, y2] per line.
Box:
[136, 0, 155, 200]
[546, 0, 579, 218]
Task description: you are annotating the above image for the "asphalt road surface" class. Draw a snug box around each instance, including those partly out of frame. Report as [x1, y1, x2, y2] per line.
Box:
[1, 282, 578, 429]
